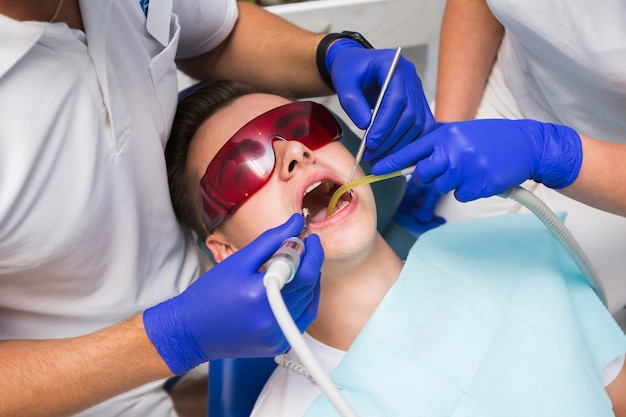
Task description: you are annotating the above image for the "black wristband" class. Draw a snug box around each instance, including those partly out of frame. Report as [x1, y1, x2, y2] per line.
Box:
[315, 31, 374, 92]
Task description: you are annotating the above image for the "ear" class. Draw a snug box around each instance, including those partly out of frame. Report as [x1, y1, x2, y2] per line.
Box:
[205, 232, 238, 263]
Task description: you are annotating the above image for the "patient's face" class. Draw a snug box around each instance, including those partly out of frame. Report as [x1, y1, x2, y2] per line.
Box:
[188, 94, 378, 263]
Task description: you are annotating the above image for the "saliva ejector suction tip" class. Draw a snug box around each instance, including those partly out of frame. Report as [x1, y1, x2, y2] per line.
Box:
[301, 207, 311, 237]
[263, 208, 309, 288]
[326, 170, 408, 218]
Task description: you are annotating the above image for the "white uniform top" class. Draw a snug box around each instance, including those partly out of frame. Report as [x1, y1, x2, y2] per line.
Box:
[436, 0, 626, 314]
[251, 333, 345, 417]
[487, 0, 626, 144]
[0, 0, 237, 415]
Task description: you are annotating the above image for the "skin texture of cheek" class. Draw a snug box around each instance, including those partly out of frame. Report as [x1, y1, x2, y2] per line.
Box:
[221, 181, 294, 249]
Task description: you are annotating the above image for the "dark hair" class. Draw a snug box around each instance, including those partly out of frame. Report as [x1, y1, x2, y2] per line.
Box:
[165, 80, 261, 240]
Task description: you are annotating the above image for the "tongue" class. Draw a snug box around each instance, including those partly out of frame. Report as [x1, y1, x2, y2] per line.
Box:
[313, 208, 330, 223]
[304, 202, 330, 223]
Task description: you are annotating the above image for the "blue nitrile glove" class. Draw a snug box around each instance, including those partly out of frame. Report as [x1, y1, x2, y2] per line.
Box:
[371, 119, 583, 202]
[396, 175, 446, 224]
[326, 40, 437, 163]
[391, 174, 445, 237]
[143, 214, 323, 376]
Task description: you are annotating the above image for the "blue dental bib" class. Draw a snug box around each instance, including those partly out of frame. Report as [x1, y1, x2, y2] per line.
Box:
[305, 214, 625, 417]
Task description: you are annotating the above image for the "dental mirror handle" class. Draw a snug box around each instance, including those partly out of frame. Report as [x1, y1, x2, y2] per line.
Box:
[347, 46, 403, 183]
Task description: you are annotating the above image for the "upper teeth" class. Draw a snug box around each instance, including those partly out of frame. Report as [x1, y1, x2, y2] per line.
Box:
[304, 181, 322, 195]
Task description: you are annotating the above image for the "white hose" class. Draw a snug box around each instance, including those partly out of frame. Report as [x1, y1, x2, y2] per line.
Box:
[499, 186, 607, 306]
[265, 276, 359, 417]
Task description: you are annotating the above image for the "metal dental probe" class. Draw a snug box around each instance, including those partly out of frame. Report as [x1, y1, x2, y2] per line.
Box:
[347, 46, 403, 184]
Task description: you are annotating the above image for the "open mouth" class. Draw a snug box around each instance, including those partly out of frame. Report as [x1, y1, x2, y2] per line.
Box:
[302, 180, 352, 223]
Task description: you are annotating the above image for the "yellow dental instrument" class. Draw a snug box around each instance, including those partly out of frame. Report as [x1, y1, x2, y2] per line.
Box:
[326, 166, 415, 218]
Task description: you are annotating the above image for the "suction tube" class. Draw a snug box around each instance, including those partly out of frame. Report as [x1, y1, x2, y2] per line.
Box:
[264, 277, 359, 417]
[263, 210, 360, 417]
[328, 172, 606, 306]
[499, 186, 607, 305]
[326, 166, 415, 218]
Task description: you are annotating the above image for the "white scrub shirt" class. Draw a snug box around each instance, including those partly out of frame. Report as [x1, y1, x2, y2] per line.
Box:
[487, 0, 626, 144]
[251, 333, 346, 417]
[0, 0, 237, 415]
[435, 0, 626, 315]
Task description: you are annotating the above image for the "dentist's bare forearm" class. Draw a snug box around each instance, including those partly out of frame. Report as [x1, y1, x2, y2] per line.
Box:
[176, 2, 331, 98]
[435, 0, 504, 121]
[561, 135, 626, 217]
[0, 314, 172, 417]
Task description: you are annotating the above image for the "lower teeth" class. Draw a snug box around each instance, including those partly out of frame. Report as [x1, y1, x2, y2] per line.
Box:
[334, 200, 349, 213]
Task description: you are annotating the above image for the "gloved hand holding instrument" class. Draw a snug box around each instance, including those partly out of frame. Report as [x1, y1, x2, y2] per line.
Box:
[320, 33, 443, 224]
[371, 118, 606, 304]
[143, 213, 324, 376]
[320, 32, 438, 163]
[371, 118, 583, 202]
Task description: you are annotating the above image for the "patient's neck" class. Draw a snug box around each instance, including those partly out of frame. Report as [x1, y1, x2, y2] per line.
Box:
[307, 234, 403, 351]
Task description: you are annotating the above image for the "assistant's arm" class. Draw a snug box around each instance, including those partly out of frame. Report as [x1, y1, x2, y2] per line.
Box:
[563, 135, 626, 217]
[435, 0, 504, 122]
[0, 315, 171, 417]
[390, 0, 626, 218]
[373, 117, 626, 218]
[176, 2, 328, 98]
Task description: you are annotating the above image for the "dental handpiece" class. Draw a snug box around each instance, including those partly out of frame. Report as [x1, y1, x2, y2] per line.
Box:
[263, 209, 311, 288]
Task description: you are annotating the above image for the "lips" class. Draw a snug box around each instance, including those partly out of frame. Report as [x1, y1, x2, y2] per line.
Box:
[301, 180, 352, 223]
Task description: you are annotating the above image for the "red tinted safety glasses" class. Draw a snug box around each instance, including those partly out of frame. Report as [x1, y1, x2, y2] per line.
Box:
[200, 101, 342, 232]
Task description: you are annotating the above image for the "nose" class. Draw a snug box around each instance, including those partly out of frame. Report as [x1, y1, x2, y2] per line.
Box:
[272, 138, 316, 180]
